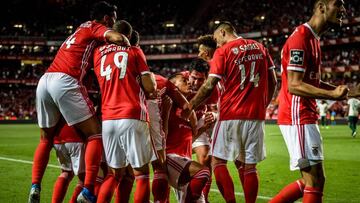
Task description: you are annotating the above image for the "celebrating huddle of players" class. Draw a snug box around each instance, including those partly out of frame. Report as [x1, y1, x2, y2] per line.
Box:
[28, 1, 350, 203]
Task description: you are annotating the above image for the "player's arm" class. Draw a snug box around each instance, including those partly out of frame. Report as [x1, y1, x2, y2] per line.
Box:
[141, 73, 157, 99]
[189, 110, 198, 138]
[266, 68, 277, 107]
[161, 96, 173, 137]
[288, 71, 348, 100]
[319, 81, 336, 90]
[105, 30, 130, 46]
[188, 76, 220, 110]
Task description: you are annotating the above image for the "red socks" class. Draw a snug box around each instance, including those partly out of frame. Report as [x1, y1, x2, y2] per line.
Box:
[134, 174, 150, 203]
[94, 176, 104, 196]
[237, 165, 245, 188]
[303, 186, 323, 203]
[84, 135, 103, 193]
[31, 137, 52, 185]
[269, 179, 305, 203]
[186, 168, 211, 201]
[51, 173, 72, 203]
[213, 164, 236, 203]
[203, 177, 212, 203]
[70, 182, 83, 203]
[152, 172, 168, 203]
[115, 175, 134, 203]
[243, 168, 259, 203]
[97, 174, 120, 203]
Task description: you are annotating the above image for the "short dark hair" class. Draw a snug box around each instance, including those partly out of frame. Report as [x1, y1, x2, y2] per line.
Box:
[197, 35, 216, 49]
[113, 20, 133, 37]
[130, 30, 140, 46]
[214, 21, 237, 34]
[189, 58, 209, 74]
[90, 1, 117, 21]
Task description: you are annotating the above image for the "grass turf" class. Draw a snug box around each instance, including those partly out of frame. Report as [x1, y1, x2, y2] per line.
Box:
[0, 124, 359, 202]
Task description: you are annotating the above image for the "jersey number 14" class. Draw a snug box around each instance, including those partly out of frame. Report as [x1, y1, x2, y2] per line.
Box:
[239, 61, 259, 90]
[100, 52, 128, 81]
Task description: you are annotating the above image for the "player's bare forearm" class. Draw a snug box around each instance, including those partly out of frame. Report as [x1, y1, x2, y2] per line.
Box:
[189, 76, 219, 110]
[171, 88, 189, 109]
[141, 73, 157, 99]
[266, 69, 277, 107]
[320, 81, 336, 90]
[288, 71, 347, 100]
[189, 111, 198, 137]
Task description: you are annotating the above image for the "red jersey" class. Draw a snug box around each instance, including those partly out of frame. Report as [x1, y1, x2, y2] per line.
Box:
[166, 107, 193, 158]
[278, 23, 321, 125]
[155, 74, 181, 106]
[209, 37, 275, 121]
[53, 123, 83, 144]
[47, 21, 110, 81]
[93, 44, 150, 121]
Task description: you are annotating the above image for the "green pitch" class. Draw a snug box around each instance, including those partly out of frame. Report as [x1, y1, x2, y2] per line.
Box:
[0, 124, 359, 202]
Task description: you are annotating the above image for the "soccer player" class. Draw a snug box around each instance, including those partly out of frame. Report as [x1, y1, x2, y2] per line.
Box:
[197, 34, 217, 62]
[93, 20, 156, 203]
[347, 97, 360, 137]
[167, 72, 210, 202]
[29, 1, 130, 203]
[318, 100, 329, 128]
[188, 58, 218, 202]
[184, 22, 277, 203]
[270, 1, 348, 202]
[150, 73, 194, 203]
[51, 120, 85, 203]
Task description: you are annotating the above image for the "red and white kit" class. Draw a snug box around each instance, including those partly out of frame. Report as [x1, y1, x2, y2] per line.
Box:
[53, 123, 85, 175]
[209, 37, 275, 163]
[278, 23, 324, 170]
[36, 21, 111, 127]
[93, 44, 153, 169]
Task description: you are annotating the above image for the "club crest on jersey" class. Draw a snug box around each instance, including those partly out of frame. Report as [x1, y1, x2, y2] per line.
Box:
[231, 47, 239, 55]
[289, 49, 304, 66]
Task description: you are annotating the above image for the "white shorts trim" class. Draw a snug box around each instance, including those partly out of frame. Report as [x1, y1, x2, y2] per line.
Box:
[147, 99, 165, 151]
[211, 120, 266, 163]
[192, 133, 211, 149]
[166, 153, 192, 189]
[102, 119, 154, 169]
[54, 143, 85, 175]
[279, 124, 324, 171]
[36, 72, 94, 128]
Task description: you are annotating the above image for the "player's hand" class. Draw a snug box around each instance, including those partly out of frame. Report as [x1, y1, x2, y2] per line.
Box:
[204, 112, 216, 126]
[331, 85, 349, 100]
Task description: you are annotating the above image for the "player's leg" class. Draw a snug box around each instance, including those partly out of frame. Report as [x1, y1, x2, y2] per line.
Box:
[123, 119, 154, 203]
[52, 170, 74, 203]
[301, 163, 325, 203]
[96, 119, 128, 203]
[181, 161, 210, 202]
[29, 73, 62, 203]
[151, 151, 168, 203]
[115, 165, 135, 203]
[211, 120, 244, 203]
[70, 173, 84, 203]
[212, 157, 235, 203]
[193, 144, 212, 202]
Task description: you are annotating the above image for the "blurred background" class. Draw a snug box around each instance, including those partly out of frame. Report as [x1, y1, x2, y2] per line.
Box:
[0, 0, 359, 121]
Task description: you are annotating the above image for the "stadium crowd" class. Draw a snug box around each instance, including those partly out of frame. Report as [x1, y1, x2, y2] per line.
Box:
[0, 1, 358, 203]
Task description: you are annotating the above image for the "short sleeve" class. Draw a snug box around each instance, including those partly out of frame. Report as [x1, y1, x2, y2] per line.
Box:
[133, 47, 151, 75]
[91, 22, 111, 42]
[209, 48, 225, 79]
[285, 34, 308, 73]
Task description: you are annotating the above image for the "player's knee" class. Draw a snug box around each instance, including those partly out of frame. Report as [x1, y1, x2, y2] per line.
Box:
[60, 170, 74, 180]
[244, 163, 257, 170]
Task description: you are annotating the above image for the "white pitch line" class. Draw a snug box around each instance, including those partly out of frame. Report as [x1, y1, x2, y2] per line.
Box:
[0, 156, 299, 202]
[0, 156, 61, 168]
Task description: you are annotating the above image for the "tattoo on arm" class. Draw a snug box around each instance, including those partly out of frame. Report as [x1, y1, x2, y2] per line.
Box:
[190, 76, 219, 109]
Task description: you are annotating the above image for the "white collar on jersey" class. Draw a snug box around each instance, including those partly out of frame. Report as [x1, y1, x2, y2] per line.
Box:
[304, 23, 321, 40]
